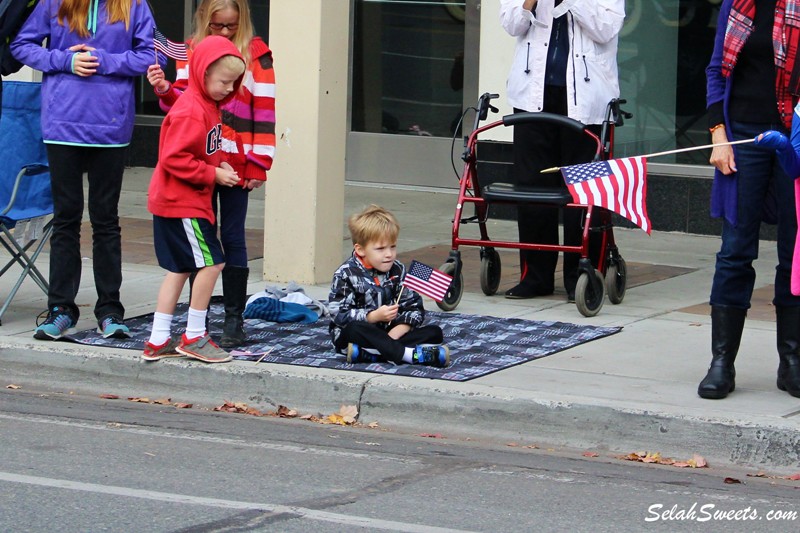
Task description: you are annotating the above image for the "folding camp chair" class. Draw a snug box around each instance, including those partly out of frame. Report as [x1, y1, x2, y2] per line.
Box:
[0, 81, 52, 326]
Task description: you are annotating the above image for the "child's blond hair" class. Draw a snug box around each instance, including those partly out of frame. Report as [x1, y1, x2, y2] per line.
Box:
[209, 54, 246, 77]
[348, 205, 399, 246]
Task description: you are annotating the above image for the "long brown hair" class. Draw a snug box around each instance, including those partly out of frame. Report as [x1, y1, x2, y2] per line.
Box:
[191, 0, 254, 65]
[58, 0, 141, 38]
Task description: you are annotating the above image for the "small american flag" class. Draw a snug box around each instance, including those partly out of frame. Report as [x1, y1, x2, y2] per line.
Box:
[403, 260, 453, 302]
[560, 156, 651, 234]
[153, 27, 188, 61]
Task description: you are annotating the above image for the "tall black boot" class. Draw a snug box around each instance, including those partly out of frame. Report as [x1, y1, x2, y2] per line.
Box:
[220, 266, 249, 348]
[698, 305, 747, 399]
[776, 306, 800, 398]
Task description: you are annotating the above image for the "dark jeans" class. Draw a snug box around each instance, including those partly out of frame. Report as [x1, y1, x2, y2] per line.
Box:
[213, 184, 250, 267]
[710, 120, 800, 309]
[333, 322, 444, 364]
[45, 144, 126, 321]
[512, 85, 602, 293]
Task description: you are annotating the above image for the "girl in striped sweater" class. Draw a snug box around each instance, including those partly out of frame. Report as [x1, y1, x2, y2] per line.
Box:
[147, 0, 275, 348]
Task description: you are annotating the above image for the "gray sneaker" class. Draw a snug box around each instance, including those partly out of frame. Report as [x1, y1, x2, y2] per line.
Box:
[176, 333, 232, 363]
[142, 336, 182, 362]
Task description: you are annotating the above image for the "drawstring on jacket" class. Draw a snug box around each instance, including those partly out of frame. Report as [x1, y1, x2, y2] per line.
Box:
[525, 42, 530, 74]
[88, 0, 99, 35]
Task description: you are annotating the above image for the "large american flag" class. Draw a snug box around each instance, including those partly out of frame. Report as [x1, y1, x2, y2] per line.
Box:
[154, 27, 188, 61]
[560, 156, 651, 234]
[403, 260, 453, 302]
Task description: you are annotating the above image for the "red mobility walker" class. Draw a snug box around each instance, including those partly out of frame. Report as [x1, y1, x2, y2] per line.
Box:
[437, 93, 631, 317]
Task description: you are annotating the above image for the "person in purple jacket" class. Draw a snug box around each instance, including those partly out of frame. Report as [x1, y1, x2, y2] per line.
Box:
[700, 0, 800, 400]
[11, 0, 159, 340]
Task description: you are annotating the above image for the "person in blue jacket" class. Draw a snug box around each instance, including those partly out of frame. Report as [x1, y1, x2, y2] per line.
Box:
[700, 0, 800, 400]
[11, 0, 159, 340]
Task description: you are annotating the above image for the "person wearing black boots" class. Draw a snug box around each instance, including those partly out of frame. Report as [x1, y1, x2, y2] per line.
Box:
[702, 0, 800, 400]
[219, 265, 249, 348]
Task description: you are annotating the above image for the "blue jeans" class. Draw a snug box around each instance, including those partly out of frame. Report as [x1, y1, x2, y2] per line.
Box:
[710, 120, 800, 309]
[45, 144, 126, 321]
[213, 184, 250, 267]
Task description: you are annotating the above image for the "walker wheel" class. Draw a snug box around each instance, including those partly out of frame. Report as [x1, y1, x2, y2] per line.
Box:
[479, 249, 502, 296]
[436, 262, 463, 311]
[575, 269, 606, 317]
[605, 257, 627, 305]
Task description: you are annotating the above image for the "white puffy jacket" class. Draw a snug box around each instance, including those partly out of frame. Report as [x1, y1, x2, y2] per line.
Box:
[500, 0, 625, 125]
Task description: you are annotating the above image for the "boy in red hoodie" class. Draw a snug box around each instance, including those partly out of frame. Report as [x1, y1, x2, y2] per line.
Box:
[143, 35, 246, 363]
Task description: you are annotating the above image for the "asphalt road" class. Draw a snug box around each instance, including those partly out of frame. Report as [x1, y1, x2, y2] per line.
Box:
[1, 387, 798, 533]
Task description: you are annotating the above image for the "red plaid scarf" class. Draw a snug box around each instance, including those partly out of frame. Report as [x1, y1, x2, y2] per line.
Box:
[721, 0, 800, 129]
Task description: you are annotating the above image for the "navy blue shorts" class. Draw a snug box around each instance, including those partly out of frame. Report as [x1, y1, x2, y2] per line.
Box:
[152, 216, 225, 273]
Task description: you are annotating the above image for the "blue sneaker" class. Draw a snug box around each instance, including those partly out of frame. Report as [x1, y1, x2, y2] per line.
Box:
[346, 343, 379, 364]
[97, 316, 130, 339]
[34, 307, 75, 340]
[412, 344, 450, 367]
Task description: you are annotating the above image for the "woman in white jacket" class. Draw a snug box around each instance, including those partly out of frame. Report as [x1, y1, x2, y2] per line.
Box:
[500, 0, 624, 300]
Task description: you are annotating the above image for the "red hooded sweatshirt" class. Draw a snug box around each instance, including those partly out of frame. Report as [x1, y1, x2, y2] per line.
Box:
[147, 35, 245, 223]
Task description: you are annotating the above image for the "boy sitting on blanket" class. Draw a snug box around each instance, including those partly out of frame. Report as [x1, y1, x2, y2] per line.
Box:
[328, 205, 450, 367]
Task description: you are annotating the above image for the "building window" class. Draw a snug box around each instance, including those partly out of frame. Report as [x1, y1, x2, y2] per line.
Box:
[616, 0, 718, 164]
[352, 0, 467, 138]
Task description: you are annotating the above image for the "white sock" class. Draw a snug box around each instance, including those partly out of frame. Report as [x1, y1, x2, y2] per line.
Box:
[185, 307, 208, 339]
[402, 347, 414, 364]
[148, 312, 173, 346]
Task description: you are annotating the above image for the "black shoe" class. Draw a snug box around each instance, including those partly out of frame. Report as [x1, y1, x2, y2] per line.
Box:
[567, 290, 575, 303]
[504, 283, 553, 299]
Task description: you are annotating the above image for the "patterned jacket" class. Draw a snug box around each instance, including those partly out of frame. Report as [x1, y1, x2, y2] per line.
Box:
[328, 254, 425, 344]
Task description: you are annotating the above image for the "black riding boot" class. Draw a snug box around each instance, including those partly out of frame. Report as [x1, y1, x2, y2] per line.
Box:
[776, 306, 800, 398]
[698, 305, 747, 399]
[220, 266, 249, 348]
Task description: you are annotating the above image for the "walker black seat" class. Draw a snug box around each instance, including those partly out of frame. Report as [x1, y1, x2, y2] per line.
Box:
[482, 182, 573, 205]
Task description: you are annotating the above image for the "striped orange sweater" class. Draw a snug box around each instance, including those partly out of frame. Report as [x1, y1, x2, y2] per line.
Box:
[156, 37, 276, 183]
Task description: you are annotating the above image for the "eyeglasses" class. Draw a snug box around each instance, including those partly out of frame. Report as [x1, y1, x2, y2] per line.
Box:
[208, 22, 239, 31]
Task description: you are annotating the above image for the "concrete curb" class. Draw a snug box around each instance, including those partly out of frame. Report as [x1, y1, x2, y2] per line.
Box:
[2, 339, 798, 474]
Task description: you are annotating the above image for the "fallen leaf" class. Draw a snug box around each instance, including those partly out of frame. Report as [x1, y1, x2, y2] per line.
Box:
[152, 398, 172, 405]
[99, 394, 119, 399]
[747, 472, 768, 478]
[672, 462, 691, 468]
[583, 451, 599, 457]
[174, 403, 192, 409]
[6, 384, 21, 390]
[506, 442, 519, 448]
[143, 452, 155, 457]
[523, 444, 539, 449]
[367, 421, 380, 428]
[688, 454, 708, 468]
[724, 477, 742, 484]
[338, 404, 358, 424]
[418, 433, 444, 439]
[299, 413, 314, 420]
[276, 405, 297, 418]
[788, 473, 800, 481]
[128, 397, 150, 403]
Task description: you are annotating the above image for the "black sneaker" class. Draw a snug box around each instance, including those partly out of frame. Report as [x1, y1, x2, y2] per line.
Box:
[346, 343, 379, 364]
[34, 306, 75, 340]
[412, 344, 450, 367]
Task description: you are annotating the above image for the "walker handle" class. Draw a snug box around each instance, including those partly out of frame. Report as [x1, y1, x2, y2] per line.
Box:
[502, 112, 586, 135]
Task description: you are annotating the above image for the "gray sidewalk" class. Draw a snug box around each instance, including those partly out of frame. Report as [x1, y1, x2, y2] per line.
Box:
[1, 168, 798, 473]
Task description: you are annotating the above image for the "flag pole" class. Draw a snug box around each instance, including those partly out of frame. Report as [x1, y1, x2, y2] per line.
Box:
[540, 138, 755, 173]
[394, 284, 404, 306]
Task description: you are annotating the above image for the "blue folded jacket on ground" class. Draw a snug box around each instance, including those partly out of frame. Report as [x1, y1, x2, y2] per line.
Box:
[243, 297, 318, 323]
